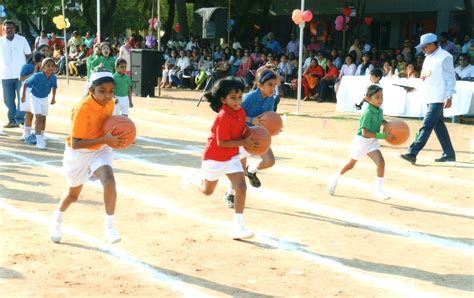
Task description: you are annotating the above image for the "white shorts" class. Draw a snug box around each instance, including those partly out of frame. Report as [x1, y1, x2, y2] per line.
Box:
[349, 135, 380, 160]
[31, 94, 49, 116]
[63, 145, 114, 187]
[201, 155, 243, 181]
[238, 146, 253, 159]
[113, 95, 130, 115]
[20, 87, 32, 112]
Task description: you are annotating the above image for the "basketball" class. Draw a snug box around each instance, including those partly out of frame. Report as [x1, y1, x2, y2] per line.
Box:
[383, 120, 410, 145]
[259, 111, 283, 136]
[243, 126, 272, 155]
[102, 115, 137, 149]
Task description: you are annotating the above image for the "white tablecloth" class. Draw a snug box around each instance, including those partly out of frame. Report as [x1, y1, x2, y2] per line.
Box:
[336, 76, 474, 117]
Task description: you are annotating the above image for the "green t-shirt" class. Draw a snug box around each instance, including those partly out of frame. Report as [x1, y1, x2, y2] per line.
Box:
[114, 72, 132, 97]
[356, 104, 383, 137]
[85, 54, 96, 79]
[91, 55, 116, 73]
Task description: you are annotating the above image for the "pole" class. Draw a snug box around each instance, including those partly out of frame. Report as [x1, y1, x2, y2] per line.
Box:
[61, 0, 69, 85]
[296, 0, 305, 115]
[227, 0, 231, 45]
[96, 0, 101, 43]
[157, 0, 161, 51]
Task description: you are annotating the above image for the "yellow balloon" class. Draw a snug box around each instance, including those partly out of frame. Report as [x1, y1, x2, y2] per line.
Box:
[57, 15, 65, 23]
[56, 23, 65, 30]
[53, 16, 59, 24]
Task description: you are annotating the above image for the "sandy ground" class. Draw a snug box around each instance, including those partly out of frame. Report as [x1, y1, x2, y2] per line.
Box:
[0, 79, 473, 297]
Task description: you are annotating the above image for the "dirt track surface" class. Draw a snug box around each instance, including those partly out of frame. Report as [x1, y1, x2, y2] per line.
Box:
[1, 79, 473, 297]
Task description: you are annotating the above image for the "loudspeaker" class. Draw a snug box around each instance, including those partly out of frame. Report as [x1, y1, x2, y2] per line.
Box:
[130, 49, 165, 97]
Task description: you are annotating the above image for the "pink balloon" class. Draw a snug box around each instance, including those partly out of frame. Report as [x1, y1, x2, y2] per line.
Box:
[335, 16, 344, 26]
[344, 16, 350, 23]
[292, 9, 303, 25]
[302, 10, 313, 22]
[335, 23, 343, 31]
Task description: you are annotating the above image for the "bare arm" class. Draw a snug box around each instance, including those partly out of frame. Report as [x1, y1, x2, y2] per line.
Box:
[51, 88, 57, 104]
[128, 86, 133, 107]
[71, 131, 125, 149]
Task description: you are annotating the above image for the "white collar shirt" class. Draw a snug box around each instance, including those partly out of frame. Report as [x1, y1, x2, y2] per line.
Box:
[0, 34, 32, 80]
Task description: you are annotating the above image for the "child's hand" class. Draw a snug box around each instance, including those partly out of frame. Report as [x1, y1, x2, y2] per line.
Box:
[244, 133, 259, 149]
[50, 98, 56, 105]
[98, 63, 104, 69]
[253, 115, 266, 127]
[385, 128, 397, 141]
[103, 128, 126, 147]
[129, 102, 134, 108]
[114, 98, 119, 104]
[21, 95, 26, 103]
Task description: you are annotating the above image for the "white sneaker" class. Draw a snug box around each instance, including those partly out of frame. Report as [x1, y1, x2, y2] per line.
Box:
[105, 227, 122, 243]
[327, 175, 339, 195]
[231, 225, 255, 240]
[49, 221, 62, 243]
[19, 133, 26, 141]
[36, 136, 47, 150]
[0, 130, 6, 136]
[374, 189, 390, 200]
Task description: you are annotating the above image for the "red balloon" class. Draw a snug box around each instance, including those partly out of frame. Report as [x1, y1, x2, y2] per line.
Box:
[174, 23, 181, 33]
[342, 7, 352, 17]
[364, 16, 373, 26]
[302, 10, 313, 22]
[292, 9, 303, 25]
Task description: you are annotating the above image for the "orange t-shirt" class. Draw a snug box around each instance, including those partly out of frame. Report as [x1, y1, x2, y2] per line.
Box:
[66, 95, 114, 150]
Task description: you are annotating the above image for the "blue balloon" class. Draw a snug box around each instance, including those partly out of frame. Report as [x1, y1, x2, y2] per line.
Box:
[230, 19, 235, 26]
[0, 12, 5, 18]
[0, 5, 5, 12]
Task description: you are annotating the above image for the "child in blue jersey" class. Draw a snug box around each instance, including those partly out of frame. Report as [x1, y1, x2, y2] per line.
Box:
[327, 85, 396, 200]
[223, 69, 279, 207]
[19, 52, 45, 142]
[22, 58, 57, 150]
[182, 77, 258, 240]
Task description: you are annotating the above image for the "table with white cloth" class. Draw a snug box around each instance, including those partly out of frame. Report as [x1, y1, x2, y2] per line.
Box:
[336, 76, 474, 117]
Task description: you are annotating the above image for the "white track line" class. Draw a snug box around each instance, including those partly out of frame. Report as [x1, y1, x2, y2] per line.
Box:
[0, 169, 436, 297]
[0, 198, 212, 297]
[1, 150, 472, 255]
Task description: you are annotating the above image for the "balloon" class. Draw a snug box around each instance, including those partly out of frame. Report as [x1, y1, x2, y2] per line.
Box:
[57, 15, 65, 23]
[302, 10, 313, 22]
[364, 16, 373, 26]
[335, 16, 344, 25]
[344, 16, 350, 23]
[230, 19, 235, 26]
[65, 18, 71, 29]
[0, 12, 5, 18]
[342, 7, 352, 17]
[56, 23, 65, 30]
[53, 16, 59, 24]
[145, 35, 156, 48]
[148, 18, 157, 29]
[0, 5, 5, 12]
[174, 23, 180, 33]
[292, 9, 303, 25]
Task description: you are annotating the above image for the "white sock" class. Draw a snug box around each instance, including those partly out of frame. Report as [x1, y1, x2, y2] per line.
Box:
[334, 172, 342, 180]
[41, 130, 45, 136]
[247, 163, 258, 174]
[375, 177, 384, 191]
[233, 213, 243, 226]
[105, 214, 114, 229]
[53, 210, 63, 223]
[24, 126, 32, 136]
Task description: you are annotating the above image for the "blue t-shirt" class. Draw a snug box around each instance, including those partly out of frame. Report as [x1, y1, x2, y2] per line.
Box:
[20, 63, 35, 77]
[242, 88, 275, 126]
[25, 72, 57, 98]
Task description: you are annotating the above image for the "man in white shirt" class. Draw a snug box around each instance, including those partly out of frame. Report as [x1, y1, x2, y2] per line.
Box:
[454, 53, 474, 80]
[401, 33, 456, 164]
[0, 20, 32, 128]
[170, 50, 190, 88]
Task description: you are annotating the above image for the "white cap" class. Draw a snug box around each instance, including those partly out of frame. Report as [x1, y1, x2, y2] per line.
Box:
[88, 71, 114, 88]
[415, 33, 438, 50]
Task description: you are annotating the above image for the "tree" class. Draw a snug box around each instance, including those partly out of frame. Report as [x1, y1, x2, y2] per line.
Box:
[176, 0, 189, 39]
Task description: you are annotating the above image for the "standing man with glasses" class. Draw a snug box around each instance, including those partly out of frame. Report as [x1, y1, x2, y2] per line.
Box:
[0, 20, 32, 128]
[400, 33, 456, 165]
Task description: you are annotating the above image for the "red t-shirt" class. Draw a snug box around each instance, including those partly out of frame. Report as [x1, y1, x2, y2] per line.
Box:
[203, 105, 246, 161]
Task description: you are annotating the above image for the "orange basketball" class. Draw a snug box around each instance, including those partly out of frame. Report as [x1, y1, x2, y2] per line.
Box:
[383, 120, 410, 145]
[102, 115, 137, 149]
[243, 126, 272, 155]
[259, 111, 283, 136]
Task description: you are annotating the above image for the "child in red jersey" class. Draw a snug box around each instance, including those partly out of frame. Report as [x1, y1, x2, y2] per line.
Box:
[182, 77, 258, 240]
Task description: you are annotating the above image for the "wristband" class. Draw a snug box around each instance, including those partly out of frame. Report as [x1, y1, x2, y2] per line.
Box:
[375, 132, 387, 139]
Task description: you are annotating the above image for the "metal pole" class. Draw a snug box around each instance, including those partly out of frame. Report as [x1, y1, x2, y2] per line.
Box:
[157, 0, 161, 51]
[227, 0, 231, 45]
[296, 0, 305, 115]
[61, 0, 69, 84]
[97, 0, 101, 43]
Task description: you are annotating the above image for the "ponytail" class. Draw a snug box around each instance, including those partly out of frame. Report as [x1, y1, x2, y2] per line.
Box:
[354, 99, 365, 110]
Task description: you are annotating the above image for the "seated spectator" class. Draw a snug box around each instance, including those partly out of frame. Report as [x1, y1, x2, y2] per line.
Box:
[306, 36, 320, 52]
[314, 58, 339, 102]
[264, 32, 282, 55]
[461, 35, 472, 54]
[232, 37, 243, 51]
[401, 40, 415, 64]
[194, 53, 214, 90]
[330, 49, 343, 70]
[369, 68, 383, 85]
[301, 58, 325, 100]
[68, 44, 87, 76]
[335, 55, 356, 93]
[399, 63, 419, 79]
[395, 54, 407, 74]
[251, 46, 263, 65]
[48, 32, 64, 49]
[215, 54, 231, 78]
[455, 53, 474, 80]
[288, 52, 298, 72]
[223, 47, 235, 64]
[286, 33, 299, 57]
[213, 45, 223, 62]
[316, 52, 327, 71]
[383, 61, 396, 78]
[56, 49, 66, 75]
[355, 53, 374, 76]
[414, 55, 424, 72]
[267, 52, 278, 67]
[390, 59, 399, 76]
[231, 48, 243, 76]
[161, 49, 177, 88]
[170, 49, 190, 88]
[236, 49, 253, 82]
[52, 44, 61, 62]
[302, 49, 317, 71]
